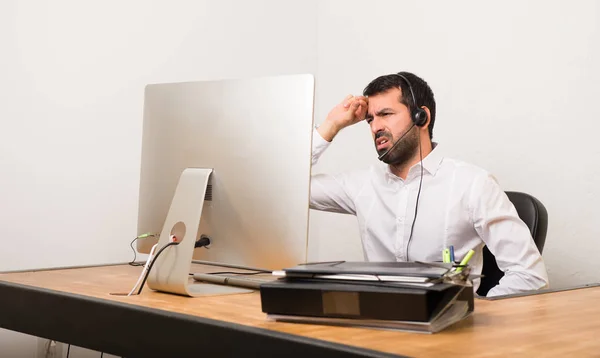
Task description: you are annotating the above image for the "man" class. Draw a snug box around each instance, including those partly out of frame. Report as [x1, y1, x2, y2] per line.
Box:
[310, 71, 548, 297]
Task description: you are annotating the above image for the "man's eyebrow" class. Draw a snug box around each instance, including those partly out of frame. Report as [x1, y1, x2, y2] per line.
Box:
[366, 107, 395, 120]
[374, 108, 394, 116]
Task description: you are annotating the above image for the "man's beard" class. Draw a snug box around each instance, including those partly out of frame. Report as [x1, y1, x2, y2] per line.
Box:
[376, 126, 419, 166]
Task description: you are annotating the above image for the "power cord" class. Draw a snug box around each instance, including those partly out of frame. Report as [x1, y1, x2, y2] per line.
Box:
[127, 243, 160, 296]
[136, 241, 179, 295]
[127, 234, 178, 296]
[128, 234, 213, 296]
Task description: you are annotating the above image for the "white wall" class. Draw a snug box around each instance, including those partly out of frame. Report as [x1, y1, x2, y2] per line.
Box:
[0, 0, 317, 271]
[0, 330, 37, 358]
[309, 0, 600, 288]
[0, 333, 118, 358]
[0, 0, 317, 355]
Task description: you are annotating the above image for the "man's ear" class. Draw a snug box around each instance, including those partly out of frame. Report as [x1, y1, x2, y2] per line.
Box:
[421, 106, 432, 128]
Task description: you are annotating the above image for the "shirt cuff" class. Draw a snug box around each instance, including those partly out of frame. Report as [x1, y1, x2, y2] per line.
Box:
[313, 127, 331, 148]
[312, 127, 331, 166]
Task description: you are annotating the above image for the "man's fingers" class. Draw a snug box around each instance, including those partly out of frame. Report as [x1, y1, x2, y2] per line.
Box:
[350, 100, 364, 116]
[343, 95, 367, 108]
[343, 94, 355, 108]
[355, 98, 367, 107]
[354, 99, 368, 119]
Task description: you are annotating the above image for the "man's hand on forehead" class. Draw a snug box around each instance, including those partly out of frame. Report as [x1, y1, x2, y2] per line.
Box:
[342, 95, 368, 120]
[319, 94, 370, 142]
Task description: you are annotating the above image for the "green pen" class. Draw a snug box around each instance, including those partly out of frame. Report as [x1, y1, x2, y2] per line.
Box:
[456, 249, 475, 273]
[442, 248, 451, 263]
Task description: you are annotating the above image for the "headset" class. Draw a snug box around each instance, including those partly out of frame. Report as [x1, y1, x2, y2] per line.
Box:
[395, 73, 428, 127]
[377, 73, 428, 161]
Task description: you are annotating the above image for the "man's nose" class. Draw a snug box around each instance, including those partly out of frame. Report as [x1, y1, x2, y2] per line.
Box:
[371, 118, 385, 136]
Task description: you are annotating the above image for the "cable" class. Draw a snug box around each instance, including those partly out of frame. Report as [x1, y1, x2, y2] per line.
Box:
[129, 237, 144, 266]
[129, 233, 155, 267]
[190, 260, 271, 272]
[66, 344, 71, 358]
[206, 270, 272, 275]
[194, 235, 211, 249]
[406, 137, 424, 262]
[100, 352, 103, 358]
[298, 260, 345, 266]
[128, 243, 159, 296]
[137, 241, 179, 295]
[130, 234, 213, 295]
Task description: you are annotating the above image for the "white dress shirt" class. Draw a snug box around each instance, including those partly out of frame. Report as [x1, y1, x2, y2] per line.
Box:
[310, 129, 549, 296]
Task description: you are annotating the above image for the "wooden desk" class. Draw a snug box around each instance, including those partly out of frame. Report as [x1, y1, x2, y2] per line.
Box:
[1, 264, 599, 357]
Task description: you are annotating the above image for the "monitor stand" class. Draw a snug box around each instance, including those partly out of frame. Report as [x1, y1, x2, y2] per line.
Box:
[146, 168, 252, 297]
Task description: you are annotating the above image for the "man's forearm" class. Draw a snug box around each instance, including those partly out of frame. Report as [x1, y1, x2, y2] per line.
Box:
[486, 261, 549, 297]
[316, 120, 341, 142]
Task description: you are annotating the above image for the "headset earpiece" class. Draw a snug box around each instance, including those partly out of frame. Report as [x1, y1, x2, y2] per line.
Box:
[413, 108, 427, 127]
[396, 73, 427, 127]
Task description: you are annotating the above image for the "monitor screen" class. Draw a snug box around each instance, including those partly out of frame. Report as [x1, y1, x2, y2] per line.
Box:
[136, 74, 315, 271]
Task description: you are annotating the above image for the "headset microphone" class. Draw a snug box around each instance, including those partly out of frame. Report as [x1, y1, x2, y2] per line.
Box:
[377, 122, 416, 161]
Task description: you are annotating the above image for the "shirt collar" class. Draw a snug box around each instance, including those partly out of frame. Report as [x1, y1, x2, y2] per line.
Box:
[419, 141, 443, 176]
[383, 142, 444, 181]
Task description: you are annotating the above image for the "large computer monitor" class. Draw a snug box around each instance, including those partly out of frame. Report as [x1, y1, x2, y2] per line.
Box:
[135, 74, 315, 296]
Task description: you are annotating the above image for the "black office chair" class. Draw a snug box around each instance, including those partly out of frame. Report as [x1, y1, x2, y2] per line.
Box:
[476, 191, 548, 296]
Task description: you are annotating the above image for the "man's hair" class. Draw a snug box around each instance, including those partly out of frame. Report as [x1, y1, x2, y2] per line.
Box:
[363, 72, 436, 139]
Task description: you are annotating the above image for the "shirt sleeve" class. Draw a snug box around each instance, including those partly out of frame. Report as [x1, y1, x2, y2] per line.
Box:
[469, 173, 549, 297]
[310, 128, 356, 215]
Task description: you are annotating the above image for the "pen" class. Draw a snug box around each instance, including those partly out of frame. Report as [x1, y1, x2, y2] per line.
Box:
[442, 248, 451, 263]
[456, 249, 475, 273]
[449, 245, 455, 262]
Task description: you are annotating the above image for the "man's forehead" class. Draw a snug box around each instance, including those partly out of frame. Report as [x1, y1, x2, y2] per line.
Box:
[367, 89, 404, 114]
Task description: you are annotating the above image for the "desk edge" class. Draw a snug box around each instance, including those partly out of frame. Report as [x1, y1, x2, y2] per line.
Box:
[0, 280, 404, 358]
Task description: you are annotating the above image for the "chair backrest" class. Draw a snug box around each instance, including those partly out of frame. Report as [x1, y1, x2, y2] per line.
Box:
[476, 191, 548, 296]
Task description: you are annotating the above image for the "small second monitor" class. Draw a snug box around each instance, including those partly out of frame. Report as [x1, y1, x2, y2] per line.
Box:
[136, 74, 315, 270]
